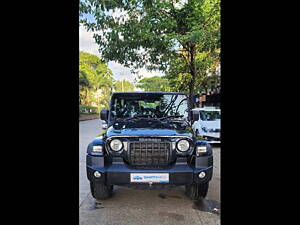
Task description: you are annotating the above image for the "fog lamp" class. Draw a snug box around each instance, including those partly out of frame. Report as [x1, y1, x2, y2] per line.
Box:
[199, 172, 206, 179]
[94, 171, 101, 178]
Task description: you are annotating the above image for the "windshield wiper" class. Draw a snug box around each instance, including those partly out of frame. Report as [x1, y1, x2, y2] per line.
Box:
[116, 115, 148, 122]
[162, 95, 178, 117]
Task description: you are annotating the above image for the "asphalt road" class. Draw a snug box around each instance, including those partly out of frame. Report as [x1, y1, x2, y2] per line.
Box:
[80, 119, 220, 225]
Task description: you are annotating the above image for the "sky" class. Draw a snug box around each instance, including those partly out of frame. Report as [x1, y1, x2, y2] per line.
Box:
[79, 16, 164, 83]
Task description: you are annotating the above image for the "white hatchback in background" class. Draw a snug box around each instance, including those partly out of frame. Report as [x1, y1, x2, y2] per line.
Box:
[192, 107, 221, 144]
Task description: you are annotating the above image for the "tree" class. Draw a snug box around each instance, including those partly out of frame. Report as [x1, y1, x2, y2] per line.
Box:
[80, 0, 220, 105]
[79, 69, 91, 104]
[79, 51, 113, 108]
[165, 48, 220, 95]
[114, 79, 135, 92]
[136, 76, 170, 91]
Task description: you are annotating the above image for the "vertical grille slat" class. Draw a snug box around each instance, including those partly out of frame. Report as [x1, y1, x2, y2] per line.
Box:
[128, 141, 170, 166]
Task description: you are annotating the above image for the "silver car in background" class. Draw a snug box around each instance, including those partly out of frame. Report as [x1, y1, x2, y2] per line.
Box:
[192, 107, 221, 144]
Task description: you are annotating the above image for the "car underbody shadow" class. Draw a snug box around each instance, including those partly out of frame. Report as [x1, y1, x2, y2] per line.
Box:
[193, 197, 220, 215]
[158, 193, 183, 199]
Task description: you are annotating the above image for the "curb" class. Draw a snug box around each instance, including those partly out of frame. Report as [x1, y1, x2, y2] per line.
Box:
[79, 114, 99, 121]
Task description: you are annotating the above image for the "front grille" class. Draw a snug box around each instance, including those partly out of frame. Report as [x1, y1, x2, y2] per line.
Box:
[128, 142, 170, 166]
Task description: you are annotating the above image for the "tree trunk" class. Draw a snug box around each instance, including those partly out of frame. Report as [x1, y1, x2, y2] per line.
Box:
[189, 45, 197, 109]
[189, 74, 195, 108]
[85, 88, 89, 105]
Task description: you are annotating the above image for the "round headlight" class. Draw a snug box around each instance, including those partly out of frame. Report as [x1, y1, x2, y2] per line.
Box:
[177, 139, 190, 152]
[110, 139, 123, 151]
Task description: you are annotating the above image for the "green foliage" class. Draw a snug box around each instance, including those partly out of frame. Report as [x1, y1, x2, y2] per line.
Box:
[80, 0, 177, 71]
[114, 80, 135, 92]
[79, 51, 113, 109]
[165, 49, 220, 94]
[80, 0, 220, 100]
[80, 0, 219, 68]
[136, 76, 170, 91]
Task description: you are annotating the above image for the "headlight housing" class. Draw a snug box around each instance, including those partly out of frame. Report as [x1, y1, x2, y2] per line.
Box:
[110, 139, 123, 151]
[177, 139, 190, 152]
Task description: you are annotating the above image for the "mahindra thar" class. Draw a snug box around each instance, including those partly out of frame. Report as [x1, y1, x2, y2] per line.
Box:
[86, 92, 213, 200]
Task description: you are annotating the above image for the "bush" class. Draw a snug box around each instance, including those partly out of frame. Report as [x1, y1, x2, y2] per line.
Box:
[80, 105, 99, 114]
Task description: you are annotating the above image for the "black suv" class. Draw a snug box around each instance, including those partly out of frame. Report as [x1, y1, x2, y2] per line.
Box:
[86, 92, 213, 200]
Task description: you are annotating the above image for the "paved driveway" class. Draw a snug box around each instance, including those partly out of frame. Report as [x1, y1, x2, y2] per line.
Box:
[80, 119, 220, 225]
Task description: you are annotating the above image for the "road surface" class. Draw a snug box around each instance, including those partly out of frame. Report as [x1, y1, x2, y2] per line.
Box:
[80, 119, 220, 225]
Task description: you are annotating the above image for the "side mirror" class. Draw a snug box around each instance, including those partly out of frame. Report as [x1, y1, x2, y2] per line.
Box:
[100, 109, 109, 121]
[192, 110, 199, 122]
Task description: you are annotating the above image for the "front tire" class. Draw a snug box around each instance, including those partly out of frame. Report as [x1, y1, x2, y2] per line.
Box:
[90, 182, 113, 200]
[185, 183, 209, 200]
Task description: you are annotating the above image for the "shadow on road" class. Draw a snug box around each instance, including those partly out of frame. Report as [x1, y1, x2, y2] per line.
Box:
[193, 198, 221, 215]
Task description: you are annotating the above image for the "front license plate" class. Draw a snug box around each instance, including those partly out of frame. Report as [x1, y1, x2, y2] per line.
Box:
[130, 173, 169, 183]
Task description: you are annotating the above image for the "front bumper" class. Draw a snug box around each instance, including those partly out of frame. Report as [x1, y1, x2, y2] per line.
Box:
[87, 156, 213, 185]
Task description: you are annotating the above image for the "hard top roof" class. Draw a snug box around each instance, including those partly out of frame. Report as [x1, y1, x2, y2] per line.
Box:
[192, 107, 220, 111]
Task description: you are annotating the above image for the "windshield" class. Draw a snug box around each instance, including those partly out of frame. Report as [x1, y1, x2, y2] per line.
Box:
[199, 110, 221, 121]
[110, 93, 189, 120]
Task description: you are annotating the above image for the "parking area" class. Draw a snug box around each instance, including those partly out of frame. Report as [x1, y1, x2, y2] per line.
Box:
[80, 119, 220, 225]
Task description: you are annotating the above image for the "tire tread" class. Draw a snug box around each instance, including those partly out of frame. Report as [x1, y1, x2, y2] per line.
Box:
[185, 183, 209, 200]
[90, 182, 113, 200]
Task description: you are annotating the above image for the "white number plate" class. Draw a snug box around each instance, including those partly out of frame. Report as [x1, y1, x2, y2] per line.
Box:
[130, 173, 169, 183]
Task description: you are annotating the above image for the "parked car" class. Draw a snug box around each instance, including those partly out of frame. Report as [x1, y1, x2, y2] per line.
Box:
[192, 107, 221, 144]
[86, 92, 213, 201]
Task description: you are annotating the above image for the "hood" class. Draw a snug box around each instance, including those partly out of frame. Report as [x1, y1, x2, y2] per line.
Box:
[200, 119, 220, 130]
[106, 119, 193, 138]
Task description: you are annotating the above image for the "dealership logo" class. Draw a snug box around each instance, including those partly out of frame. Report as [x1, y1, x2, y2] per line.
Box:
[132, 176, 143, 180]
